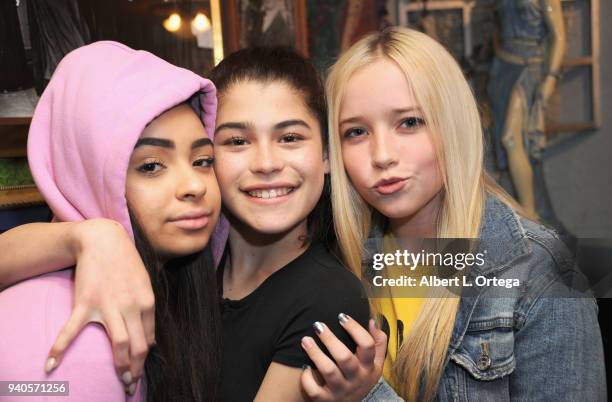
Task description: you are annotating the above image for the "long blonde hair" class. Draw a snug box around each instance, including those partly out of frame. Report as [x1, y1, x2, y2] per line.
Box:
[326, 27, 519, 401]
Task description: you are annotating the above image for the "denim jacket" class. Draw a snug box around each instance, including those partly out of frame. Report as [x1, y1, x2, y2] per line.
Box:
[362, 195, 606, 401]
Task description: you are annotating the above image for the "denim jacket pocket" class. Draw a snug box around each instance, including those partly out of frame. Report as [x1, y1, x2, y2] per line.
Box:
[449, 320, 516, 381]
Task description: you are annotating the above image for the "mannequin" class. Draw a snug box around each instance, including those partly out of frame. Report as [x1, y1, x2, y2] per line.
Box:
[488, 0, 565, 221]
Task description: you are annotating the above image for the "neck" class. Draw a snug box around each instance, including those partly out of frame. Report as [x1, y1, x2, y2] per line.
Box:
[389, 190, 443, 241]
[223, 217, 309, 299]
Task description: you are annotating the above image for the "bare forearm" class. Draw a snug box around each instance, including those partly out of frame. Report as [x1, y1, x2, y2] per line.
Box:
[0, 218, 129, 289]
[255, 363, 308, 402]
[545, 0, 566, 75]
[0, 222, 79, 289]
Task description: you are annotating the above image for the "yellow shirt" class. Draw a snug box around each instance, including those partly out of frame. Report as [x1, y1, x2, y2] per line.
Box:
[377, 233, 426, 390]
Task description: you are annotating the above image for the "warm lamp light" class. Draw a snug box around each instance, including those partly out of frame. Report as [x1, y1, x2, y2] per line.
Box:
[191, 12, 211, 32]
[163, 13, 182, 32]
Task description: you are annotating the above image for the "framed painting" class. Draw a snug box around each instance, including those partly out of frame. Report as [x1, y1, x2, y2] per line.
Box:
[308, 0, 391, 73]
[222, 0, 309, 55]
[397, 0, 477, 63]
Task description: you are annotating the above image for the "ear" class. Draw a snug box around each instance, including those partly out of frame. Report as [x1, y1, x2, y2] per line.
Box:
[323, 149, 330, 174]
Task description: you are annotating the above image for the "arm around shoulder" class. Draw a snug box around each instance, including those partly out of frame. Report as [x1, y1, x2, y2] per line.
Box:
[0, 219, 134, 289]
[0, 221, 80, 288]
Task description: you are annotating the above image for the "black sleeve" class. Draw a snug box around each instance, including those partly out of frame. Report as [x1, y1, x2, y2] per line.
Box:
[271, 269, 371, 368]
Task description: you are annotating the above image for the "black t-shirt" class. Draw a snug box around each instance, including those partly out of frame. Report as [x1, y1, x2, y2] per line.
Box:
[218, 242, 371, 402]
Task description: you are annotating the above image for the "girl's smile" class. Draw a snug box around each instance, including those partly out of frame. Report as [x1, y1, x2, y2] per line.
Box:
[214, 80, 328, 235]
[242, 183, 297, 203]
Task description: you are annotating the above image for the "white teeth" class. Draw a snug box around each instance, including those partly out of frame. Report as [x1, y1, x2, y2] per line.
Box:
[247, 187, 293, 199]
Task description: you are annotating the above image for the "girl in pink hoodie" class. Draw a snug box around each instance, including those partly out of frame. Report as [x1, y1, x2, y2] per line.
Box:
[0, 41, 224, 401]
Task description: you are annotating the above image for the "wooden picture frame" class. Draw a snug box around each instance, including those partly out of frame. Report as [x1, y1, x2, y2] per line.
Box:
[210, 0, 226, 65]
[546, 0, 601, 134]
[221, 0, 309, 56]
[398, 0, 476, 62]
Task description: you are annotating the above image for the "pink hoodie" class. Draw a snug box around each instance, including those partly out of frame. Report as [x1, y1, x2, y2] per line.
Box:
[0, 41, 226, 401]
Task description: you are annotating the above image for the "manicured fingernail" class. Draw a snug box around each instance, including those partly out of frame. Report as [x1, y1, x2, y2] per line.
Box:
[338, 313, 350, 324]
[313, 321, 325, 335]
[127, 382, 136, 395]
[301, 336, 315, 349]
[45, 357, 57, 373]
[370, 318, 378, 329]
[122, 371, 133, 385]
[301, 364, 310, 371]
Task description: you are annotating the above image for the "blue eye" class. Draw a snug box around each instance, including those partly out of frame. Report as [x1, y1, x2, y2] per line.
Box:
[194, 157, 215, 167]
[344, 127, 367, 138]
[137, 161, 165, 174]
[400, 117, 426, 129]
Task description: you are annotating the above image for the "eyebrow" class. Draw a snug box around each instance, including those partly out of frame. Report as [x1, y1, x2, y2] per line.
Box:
[391, 107, 422, 115]
[134, 137, 174, 148]
[133, 137, 213, 149]
[339, 107, 422, 126]
[191, 138, 213, 149]
[273, 119, 311, 130]
[215, 119, 311, 134]
[215, 122, 250, 135]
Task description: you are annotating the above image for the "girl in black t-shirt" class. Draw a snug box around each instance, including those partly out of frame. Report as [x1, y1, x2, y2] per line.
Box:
[208, 47, 374, 401]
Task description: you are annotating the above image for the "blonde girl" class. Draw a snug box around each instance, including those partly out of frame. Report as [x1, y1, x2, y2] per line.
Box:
[312, 27, 606, 401]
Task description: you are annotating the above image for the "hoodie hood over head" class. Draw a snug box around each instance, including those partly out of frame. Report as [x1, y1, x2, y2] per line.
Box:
[28, 41, 228, 258]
